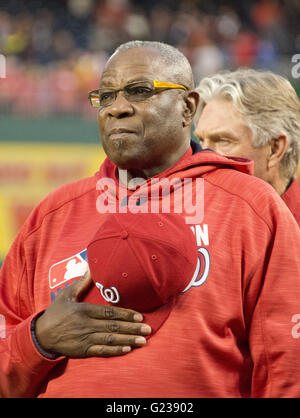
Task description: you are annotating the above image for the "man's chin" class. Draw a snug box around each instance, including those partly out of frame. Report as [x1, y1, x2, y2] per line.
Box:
[108, 152, 141, 170]
[104, 140, 136, 163]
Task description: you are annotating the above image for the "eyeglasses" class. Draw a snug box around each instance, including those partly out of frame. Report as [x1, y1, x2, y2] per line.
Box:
[88, 80, 188, 108]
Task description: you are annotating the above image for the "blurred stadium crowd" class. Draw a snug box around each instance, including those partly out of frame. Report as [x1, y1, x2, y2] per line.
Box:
[0, 0, 299, 118]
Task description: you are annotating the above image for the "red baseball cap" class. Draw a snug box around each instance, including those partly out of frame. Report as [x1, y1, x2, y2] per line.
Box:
[85, 212, 199, 336]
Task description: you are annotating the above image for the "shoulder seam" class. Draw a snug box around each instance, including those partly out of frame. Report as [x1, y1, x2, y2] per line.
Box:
[23, 182, 96, 243]
[203, 173, 273, 234]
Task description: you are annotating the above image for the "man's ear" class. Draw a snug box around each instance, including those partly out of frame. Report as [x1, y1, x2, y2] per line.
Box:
[182, 91, 200, 127]
[267, 134, 289, 169]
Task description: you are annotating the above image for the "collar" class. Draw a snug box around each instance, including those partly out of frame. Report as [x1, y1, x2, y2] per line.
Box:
[281, 178, 300, 226]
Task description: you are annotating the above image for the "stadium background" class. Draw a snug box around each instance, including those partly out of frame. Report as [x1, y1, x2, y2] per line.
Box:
[0, 0, 299, 265]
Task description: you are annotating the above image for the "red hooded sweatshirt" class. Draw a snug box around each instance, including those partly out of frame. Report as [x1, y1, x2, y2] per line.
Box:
[0, 144, 300, 398]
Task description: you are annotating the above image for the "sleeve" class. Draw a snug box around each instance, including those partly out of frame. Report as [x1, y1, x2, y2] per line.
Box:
[243, 197, 300, 398]
[0, 222, 64, 398]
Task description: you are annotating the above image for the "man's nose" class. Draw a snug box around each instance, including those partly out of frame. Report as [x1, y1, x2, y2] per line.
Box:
[201, 139, 211, 149]
[107, 92, 134, 118]
[194, 132, 214, 150]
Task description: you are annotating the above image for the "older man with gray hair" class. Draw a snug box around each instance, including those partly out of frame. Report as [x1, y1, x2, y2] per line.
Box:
[195, 68, 300, 225]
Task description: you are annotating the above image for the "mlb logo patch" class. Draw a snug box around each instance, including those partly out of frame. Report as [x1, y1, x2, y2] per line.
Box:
[49, 249, 88, 289]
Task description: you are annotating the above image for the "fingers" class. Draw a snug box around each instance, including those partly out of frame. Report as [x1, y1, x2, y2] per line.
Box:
[81, 301, 145, 324]
[89, 332, 147, 347]
[58, 271, 145, 325]
[88, 317, 151, 336]
[85, 345, 132, 357]
[40, 269, 152, 358]
[84, 333, 147, 357]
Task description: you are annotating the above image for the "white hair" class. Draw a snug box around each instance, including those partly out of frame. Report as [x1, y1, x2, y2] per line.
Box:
[196, 68, 300, 180]
[113, 40, 194, 89]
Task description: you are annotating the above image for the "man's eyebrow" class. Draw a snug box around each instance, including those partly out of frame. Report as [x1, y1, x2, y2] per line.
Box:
[99, 79, 115, 88]
[205, 128, 240, 141]
[99, 78, 151, 88]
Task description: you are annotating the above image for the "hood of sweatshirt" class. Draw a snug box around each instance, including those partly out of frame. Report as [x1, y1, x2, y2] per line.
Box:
[96, 140, 253, 185]
[94, 141, 254, 217]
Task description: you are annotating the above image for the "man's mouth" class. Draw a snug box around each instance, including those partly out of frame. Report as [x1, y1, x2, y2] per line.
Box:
[108, 128, 136, 138]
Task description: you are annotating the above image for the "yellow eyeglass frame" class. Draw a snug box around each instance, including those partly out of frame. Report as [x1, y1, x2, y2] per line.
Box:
[88, 80, 188, 108]
[152, 80, 187, 90]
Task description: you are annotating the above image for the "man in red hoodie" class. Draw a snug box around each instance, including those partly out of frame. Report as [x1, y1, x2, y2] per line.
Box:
[0, 41, 300, 398]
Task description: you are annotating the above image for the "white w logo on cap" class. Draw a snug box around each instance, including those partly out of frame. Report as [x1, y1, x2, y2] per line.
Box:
[95, 282, 120, 303]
